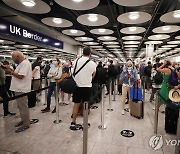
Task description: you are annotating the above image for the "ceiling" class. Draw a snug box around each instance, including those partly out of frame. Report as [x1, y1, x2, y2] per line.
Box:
[0, 0, 180, 62]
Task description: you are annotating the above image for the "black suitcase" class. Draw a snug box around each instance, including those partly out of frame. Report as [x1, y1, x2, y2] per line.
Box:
[28, 91, 36, 108]
[165, 106, 179, 134]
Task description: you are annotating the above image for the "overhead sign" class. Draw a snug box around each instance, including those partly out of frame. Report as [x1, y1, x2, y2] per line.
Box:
[120, 130, 135, 138]
[0, 19, 63, 49]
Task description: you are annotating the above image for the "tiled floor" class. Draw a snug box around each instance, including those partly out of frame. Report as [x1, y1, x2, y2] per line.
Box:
[0, 90, 177, 154]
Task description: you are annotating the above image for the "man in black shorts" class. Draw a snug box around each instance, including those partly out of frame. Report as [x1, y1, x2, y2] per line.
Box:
[70, 47, 96, 130]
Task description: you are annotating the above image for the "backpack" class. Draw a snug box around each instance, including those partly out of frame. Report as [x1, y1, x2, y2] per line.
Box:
[167, 69, 178, 86]
[108, 65, 118, 77]
[153, 71, 163, 84]
[97, 67, 107, 84]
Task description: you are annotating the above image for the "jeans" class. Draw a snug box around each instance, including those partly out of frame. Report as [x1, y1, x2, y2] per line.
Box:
[0, 85, 9, 115]
[47, 82, 56, 109]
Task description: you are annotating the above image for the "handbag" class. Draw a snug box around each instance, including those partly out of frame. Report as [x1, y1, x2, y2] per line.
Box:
[61, 58, 90, 94]
[56, 72, 69, 83]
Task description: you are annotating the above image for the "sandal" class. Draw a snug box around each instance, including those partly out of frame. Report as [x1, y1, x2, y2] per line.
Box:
[15, 121, 23, 127]
[15, 126, 29, 133]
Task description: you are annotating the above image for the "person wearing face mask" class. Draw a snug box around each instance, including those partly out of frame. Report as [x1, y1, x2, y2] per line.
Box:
[120, 60, 138, 115]
[5, 50, 32, 133]
[41, 58, 62, 113]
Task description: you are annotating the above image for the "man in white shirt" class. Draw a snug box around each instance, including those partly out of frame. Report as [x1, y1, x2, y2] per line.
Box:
[70, 47, 96, 130]
[5, 51, 32, 133]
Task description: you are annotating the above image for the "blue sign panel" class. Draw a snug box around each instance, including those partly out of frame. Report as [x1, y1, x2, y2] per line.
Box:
[0, 18, 63, 49]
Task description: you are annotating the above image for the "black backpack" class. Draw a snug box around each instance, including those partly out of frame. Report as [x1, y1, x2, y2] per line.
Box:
[153, 71, 163, 84]
[97, 67, 107, 84]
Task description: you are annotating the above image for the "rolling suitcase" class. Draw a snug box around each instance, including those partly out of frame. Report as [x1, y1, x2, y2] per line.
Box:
[129, 82, 144, 119]
[165, 104, 179, 134]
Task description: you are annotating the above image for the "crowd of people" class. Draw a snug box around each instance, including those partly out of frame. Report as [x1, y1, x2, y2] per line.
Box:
[0, 47, 180, 132]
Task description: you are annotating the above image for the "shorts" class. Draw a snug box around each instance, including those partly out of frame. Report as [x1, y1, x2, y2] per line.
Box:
[72, 87, 92, 103]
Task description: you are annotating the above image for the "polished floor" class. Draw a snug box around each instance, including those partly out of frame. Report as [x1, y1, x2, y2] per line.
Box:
[0, 89, 176, 154]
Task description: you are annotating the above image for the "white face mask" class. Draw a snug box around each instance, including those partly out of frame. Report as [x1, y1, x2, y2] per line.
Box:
[52, 61, 57, 65]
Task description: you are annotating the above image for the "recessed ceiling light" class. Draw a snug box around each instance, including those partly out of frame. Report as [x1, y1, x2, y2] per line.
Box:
[162, 26, 171, 31]
[72, 0, 83, 2]
[2, 46, 8, 48]
[21, 0, 36, 7]
[155, 35, 162, 38]
[98, 29, 106, 33]
[88, 14, 98, 22]
[129, 27, 137, 31]
[129, 36, 135, 39]
[81, 37, 87, 40]
[52, 18, 62, 24]
[104, 36, 110, 39]
[22, 45, 29, 48]
[0, 40, 4, 43]
[173, 10, 180, 18]
[70, 30, 78, 34]
[54, 43, 60, 46]
[129, 12, 140, 20]
[43, 39, 49, 42]
[0, 25, 7, 30]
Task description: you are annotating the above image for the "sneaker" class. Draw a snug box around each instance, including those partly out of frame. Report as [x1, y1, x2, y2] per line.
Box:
[69, 122, 82, 131]
[105, 93, 109, 95]
[121, 110, 125, 115]
[41, 108, 50, 113]
[124, 108, 129, 112]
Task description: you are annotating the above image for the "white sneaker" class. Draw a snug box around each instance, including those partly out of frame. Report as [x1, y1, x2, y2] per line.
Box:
[121, 110, 125, 115]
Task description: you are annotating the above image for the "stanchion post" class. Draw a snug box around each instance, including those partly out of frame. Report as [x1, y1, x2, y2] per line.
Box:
[175, 109, 180, 154]
[83, 101, 89, 154]
[143, 79, 145, 102]
[107, 80, 113, 111]
[98, 85, 107, 130]
[154, 90, 159, 134]
[113, 79, 116, 101]
[53, 83, 62, 124]
[44, 77, 47, 104]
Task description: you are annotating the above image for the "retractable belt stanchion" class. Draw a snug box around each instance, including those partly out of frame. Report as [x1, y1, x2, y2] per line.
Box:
[44, 77, 47, 105]
[83, 101, 89, 154]
[143, 79, 145, 102]
[154, 90, 159, 134]
[175, 109, 180, 154]
[113, 79, 116, 101]
[98, 85, 107, 130]
[107, 80, 113, 111]
[53, 83, 62, 124]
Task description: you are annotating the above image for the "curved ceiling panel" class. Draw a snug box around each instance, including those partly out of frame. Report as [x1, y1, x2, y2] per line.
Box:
[144, 41, 163, 44]
[112, 0, 154, 6]
[175, 36, 180, 39]
[122, 35, 142, 40]
[148, 34, 170, 40]
[2, 0, 51, 14]
[75, 37, 93, 41]
[62, 29, 85, 36]
[83, 42, 99, 45]
[97, 36, 117, 41]
[103, 42, 119, 45]
[90, 28, 114, 35]
[77, 14, 109, 26]
[124, 45, 138, 47]
[167, 41, 180, 44]
[14, 45, 37, 49]
[152, 25, 180, 33]
[120, 27, 146, 34]
[160, 10, 180, 23]
[123, 41, 140, 44]
[54, 0, 100, 10]
[117, 12, 151, 24]
[0, 40, 15, 44]
[41, 17, 73, 28]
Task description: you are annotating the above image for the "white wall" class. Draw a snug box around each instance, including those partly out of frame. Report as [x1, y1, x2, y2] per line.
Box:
[63, 42, 78, 55]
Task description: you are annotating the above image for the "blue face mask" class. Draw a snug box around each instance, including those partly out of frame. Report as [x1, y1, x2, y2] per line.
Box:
[52, 61, 57, 65]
